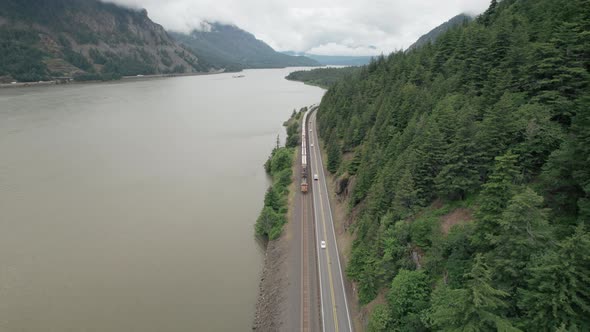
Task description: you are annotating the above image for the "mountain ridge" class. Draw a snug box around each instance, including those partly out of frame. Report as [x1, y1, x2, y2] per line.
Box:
[407, 13, 473, 50]
[170, 22, 320, 71]
[282, 51, 374, 66]
[0, 0, 210, 82]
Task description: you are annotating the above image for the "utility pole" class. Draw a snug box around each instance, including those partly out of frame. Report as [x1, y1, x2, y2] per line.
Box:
[276, 134, 280, 150]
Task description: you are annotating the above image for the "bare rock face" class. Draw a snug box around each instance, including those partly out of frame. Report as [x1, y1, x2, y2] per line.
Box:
[0, 0, 212, 80]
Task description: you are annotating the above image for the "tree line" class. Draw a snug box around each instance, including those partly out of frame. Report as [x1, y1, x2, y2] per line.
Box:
[255, 108, 305, 240]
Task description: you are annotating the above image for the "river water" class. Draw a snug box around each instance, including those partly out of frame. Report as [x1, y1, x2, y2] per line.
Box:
[0, 68, 324, 331]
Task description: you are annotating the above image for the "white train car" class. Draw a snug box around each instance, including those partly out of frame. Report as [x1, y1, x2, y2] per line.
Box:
[301, 109, 310, 193]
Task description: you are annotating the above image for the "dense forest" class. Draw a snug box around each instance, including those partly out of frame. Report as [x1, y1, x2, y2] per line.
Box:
[286, 67, 361, 88]
[315, 0, 589, 330]
[407, 13, 473, 50]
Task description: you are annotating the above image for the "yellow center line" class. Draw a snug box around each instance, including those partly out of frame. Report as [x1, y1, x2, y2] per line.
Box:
[313, 130, 339, 332]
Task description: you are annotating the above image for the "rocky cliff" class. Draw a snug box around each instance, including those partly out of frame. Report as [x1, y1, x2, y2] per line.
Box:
[0, 0, 211, 82]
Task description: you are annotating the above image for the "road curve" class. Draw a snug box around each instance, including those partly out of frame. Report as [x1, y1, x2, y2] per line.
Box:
[308, 111, 353, 332]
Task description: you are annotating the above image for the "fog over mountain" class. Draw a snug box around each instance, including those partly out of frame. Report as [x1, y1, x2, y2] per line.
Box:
[102, 0, 490, 56]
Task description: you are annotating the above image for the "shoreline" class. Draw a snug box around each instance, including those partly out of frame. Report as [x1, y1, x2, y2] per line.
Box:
[252, 110, 303, 331]
[252, 235, 290, 330]
[252, 153, 296, 331]
[0, 69, 228, 89]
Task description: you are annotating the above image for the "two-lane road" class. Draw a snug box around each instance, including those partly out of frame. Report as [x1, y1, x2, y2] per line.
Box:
[308, 111, 353, 332]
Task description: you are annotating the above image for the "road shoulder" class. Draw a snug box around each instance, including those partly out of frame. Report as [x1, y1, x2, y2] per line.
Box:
[318, 139, 364, 331]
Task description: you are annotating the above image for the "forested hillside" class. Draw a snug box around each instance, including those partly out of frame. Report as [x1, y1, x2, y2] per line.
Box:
[170, 23, 319, 71]
[407, 13, 473, 51]
[286, 67, 360, 88]
[317, 0, 589, 330]
[0, 0, 209, 82]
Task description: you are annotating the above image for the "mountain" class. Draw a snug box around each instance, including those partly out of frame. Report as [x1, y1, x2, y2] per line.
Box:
[283, 52, 374, 66]
[407, 13, 473, 50]
[170, 23, 319, 71]
[316, 0, 589, 330]
[0, 0, 210, 82]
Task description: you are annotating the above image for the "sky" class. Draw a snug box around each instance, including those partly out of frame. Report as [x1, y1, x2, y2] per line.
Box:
[104, 0, 491, 56]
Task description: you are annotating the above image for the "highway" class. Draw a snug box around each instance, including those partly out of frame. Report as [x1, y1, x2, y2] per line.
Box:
[308, 111, 353, 332]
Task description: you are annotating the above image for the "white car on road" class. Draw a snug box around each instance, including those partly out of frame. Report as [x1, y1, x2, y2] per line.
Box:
[320, 241, 326, 249]
[314, 174, 319, 181]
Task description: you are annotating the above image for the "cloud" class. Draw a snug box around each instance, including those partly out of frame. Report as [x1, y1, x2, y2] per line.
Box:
[102, 0, 491, 56]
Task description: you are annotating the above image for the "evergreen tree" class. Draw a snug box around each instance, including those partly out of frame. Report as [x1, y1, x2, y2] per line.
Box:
[414, 119, 446, 204]
[427, 254, 519, 332]
[434, 109, 479, 200]
[518, 225, 590, 331]
[473, 151, 521, 248]
[479, 0, 498, 26]
[475, 93, 522, 179]
[392, 168, 418, 218]
[347, 149, 362, 175]
[327, 136, 342, 173]
[490, 188, 551, 291]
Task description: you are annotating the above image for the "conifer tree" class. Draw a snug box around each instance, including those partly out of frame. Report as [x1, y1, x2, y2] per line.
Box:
[473, 151, 521, 248]
[518, 225, 590, 331]
[392, 168, 418, 218]
[490, 188, 551, 291]
[434, 109, 479, 200]
[427, 254, 519, 331]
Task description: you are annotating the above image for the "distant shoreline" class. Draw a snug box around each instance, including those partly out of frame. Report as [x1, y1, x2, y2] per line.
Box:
[0, 69, 227, 89]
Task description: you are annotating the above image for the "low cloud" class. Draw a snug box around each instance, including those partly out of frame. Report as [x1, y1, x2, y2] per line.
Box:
[103, 0, 490, 56]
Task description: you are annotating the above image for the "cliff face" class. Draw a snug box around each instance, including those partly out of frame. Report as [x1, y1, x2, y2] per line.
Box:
[0, 0, 210, 82]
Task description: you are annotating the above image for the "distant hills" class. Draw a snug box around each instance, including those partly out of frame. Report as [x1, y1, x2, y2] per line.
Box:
[0, 0, 210, 82]
[407, 13, 473, 50]
[170, 23, 320, 71]
[283, 52, 374, 66]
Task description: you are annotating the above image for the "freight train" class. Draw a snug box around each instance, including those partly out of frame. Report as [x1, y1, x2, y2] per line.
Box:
[301, 108, 309, 193]
[300, 105, 317, 193]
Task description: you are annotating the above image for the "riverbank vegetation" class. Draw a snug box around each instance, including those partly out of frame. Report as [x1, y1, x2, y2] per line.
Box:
[255, 146, 292, 240]
[316, 0, 589, 330]
[255, 109, 305, 240]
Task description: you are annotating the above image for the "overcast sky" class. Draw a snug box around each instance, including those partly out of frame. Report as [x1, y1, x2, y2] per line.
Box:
[105, 0, 491, 56]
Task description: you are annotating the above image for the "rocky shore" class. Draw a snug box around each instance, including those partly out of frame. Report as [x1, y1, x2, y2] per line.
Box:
[252, 235, 289, 331]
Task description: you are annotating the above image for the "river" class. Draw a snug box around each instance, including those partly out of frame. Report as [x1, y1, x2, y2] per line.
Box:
[0, 68, 324, 331]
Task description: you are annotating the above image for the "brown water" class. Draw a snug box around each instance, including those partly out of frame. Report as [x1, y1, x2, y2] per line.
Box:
[0, 68, 324, 332]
